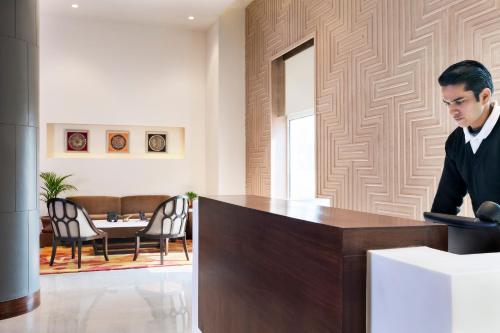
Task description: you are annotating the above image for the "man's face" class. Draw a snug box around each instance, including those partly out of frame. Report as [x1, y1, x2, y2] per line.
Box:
[441, 84, 487, 128]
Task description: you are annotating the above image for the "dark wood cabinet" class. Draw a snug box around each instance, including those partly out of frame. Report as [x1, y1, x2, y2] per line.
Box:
[198, 195, 447, 333]
[186, 210, 192, 239]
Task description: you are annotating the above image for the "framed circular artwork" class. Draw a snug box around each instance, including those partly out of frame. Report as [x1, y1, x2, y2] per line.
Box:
[65, 130, 89, 152]
[107, 131, 129, 153]
[146, 132, 168, 153]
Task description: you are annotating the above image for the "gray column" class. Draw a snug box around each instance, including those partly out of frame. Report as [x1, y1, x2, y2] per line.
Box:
[0, 0, 40, 305]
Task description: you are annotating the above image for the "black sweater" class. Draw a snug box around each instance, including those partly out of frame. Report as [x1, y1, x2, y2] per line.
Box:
[431, 116, 500, 215]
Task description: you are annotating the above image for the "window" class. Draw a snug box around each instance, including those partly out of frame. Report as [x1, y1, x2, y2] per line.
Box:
[284, 45, 315, 201]
[288, 113, 315, 200]
[272, 41, 318, 202]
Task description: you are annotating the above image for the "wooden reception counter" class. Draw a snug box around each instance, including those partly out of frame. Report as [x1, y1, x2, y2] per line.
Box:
[198, 196, 447, 333]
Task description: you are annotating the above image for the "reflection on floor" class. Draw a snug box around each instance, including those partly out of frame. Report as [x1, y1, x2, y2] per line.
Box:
[0, 266, 193, 333]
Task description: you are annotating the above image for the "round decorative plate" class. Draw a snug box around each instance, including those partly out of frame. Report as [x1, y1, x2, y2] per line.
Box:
[110, 134, 127, 151]
[148, 134, 166, 152]
[68, 133, 87, 151]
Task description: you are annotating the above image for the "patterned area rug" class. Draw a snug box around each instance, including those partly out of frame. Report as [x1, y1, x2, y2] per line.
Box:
[40, 240, 192, 275]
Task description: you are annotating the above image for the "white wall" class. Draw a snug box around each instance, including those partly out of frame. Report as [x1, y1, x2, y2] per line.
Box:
[205, 7, 246, 196]
[205, 22, 220, 195]
[218, 7, 246, 195]
[40, 16, 207, 204]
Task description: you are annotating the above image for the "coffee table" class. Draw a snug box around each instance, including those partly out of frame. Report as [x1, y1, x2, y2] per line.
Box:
[94, 219, 148, 234]
[92, 220, 150, 254]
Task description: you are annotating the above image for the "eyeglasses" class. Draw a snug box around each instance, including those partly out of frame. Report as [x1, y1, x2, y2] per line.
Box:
[442, 97, 469, 107]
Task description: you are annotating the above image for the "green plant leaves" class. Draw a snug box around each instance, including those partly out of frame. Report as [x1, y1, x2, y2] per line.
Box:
[40, 172, 77, 203]
[185, 191, 198, 201]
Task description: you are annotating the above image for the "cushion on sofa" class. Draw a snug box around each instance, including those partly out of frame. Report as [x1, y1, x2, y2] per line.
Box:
[88, 214, 108, 220]
[120, 195, 170, 216]
[66, 196, 121, 216]
[122, 213, 154, 220]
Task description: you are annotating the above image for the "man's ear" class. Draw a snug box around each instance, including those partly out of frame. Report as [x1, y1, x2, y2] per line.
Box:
[480, 88, 492, 104]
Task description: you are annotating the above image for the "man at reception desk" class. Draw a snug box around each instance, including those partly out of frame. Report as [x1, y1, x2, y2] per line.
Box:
[431, 60, 500, 215]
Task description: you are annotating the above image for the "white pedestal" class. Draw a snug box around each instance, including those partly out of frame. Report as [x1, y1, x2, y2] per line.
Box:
[368, 247, 500, 333]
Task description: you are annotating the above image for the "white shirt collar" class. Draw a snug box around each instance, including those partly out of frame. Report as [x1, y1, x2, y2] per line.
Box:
[463, 104, 500, 153]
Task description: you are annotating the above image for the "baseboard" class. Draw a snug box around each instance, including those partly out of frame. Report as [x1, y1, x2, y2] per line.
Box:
[0, 290, 40, 320]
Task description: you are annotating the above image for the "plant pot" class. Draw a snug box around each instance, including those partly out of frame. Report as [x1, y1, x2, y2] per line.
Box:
[40, 216, 53, 233]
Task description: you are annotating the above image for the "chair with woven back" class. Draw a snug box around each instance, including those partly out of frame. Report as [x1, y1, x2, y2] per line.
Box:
[47, 198, 109, 268]
[133, 195, 190, 265]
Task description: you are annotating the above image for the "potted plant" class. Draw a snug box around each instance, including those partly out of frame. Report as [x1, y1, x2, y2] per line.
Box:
[40, 172, 78, 232]
[185, 191, 198, 208]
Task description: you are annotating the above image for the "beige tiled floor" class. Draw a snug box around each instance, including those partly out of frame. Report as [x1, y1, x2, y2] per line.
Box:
[0, 266, 193, 333]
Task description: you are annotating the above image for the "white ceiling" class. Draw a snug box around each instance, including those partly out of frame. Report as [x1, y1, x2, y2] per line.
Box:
[40, 0, 251, 30]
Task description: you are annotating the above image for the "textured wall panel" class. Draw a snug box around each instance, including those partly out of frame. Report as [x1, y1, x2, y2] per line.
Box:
[16, 0, 38, 45]
[0, 125, 16, 212]
[246, 0, 500, 218]
[0, 212, 29, 301]
[28, 45, 39, 127]
[16, 126, 38, 212]
[0, 37, 28, 125]
[0, 0, 39, 308]
[28, 210, 40, 294]
[0, 0, 15, 37]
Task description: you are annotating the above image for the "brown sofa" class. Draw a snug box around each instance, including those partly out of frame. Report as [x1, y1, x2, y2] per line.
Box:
[65, 195, 171, 220]
[40, 194, 193, 248]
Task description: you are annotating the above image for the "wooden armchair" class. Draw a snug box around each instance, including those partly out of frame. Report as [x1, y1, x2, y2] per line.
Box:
[47, 198, 109, 268]
[133, 195, 189, 264]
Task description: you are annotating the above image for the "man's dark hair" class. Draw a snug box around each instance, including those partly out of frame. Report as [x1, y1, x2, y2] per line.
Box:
[438, 60, 494, 101]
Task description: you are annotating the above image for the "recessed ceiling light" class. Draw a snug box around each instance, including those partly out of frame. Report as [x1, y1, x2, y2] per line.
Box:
[72, 4, 79, 9]
[188, 16, 195, 20]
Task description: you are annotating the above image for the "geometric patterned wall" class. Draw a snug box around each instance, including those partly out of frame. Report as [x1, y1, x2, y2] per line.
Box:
[246, 0, 500, 219]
